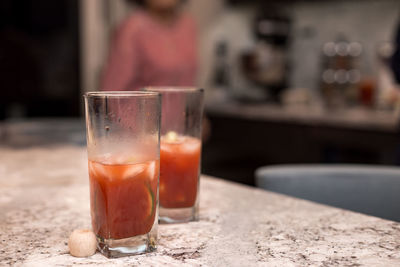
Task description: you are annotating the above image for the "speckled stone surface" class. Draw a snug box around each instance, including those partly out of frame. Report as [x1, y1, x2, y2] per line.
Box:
[1, 146, 400, 266]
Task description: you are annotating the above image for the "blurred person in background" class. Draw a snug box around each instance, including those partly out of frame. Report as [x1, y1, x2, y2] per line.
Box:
[100, 0, 197, 91]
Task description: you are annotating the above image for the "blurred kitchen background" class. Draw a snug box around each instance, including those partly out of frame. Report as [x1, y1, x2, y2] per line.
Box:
[1, 0, 400, 186]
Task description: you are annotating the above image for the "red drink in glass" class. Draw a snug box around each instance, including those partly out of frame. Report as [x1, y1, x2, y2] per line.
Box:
[89, 159, 158, 239]
[160, 136, 201, 208]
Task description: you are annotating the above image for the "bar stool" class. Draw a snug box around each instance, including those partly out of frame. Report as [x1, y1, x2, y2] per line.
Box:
[255, 164, 400, 222]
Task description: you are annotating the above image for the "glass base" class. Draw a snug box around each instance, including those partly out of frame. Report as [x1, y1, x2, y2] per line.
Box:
[97, 230, 157, 258]
[159, 205, 198, 224]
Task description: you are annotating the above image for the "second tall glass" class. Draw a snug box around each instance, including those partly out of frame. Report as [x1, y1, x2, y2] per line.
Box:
[145, 87, 204, 223]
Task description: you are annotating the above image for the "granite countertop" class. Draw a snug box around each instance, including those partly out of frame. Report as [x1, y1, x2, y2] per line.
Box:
[206, 101, 400, 133]
[1, 146, 400, 266]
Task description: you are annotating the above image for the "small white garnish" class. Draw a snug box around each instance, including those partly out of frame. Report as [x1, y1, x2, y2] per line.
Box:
[68, 229, 97, 257]
[164, 131, 179, 143]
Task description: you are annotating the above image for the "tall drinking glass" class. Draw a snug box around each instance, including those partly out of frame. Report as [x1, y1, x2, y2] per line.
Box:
[84, 91, 160, 258]
[145, 87, 204, 223]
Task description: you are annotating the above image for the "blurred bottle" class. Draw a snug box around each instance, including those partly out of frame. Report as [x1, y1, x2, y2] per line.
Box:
[212, 40, 230, 90]
[320, 35, 363, 108]
[208, 40, 232, 103]
[359, 78, 376, 107]
[240, 7, 290, 102]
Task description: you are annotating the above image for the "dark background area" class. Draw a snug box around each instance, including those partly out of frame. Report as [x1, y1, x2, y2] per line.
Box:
[202, 113, 400, 185]
[0, 0, 80, 119]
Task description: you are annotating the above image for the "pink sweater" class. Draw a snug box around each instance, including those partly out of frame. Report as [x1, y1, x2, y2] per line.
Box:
[100, 11, 197, 91]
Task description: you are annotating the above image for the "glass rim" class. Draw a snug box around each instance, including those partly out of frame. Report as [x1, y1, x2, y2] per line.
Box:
[84, 91, 160, 98]
[143, 87, 204, 93]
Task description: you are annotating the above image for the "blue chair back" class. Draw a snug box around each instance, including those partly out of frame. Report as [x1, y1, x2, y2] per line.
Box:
[255, 164, 400, 222]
